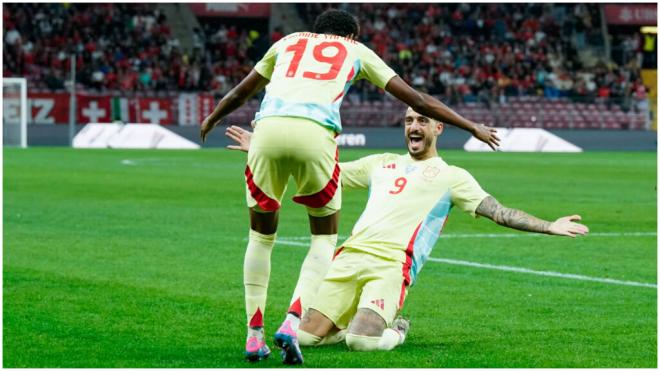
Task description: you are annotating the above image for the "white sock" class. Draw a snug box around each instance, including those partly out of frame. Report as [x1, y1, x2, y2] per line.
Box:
[244, 229, 276, 327]
[285, 312, 301, 329]
[288, 234, 338, 313]
[298, 329, 322, 346]
[247, 327, 265, 341]
[318, 329, 347, 345]
[345, 329, 403, 351]
[377, 328, 404, 350]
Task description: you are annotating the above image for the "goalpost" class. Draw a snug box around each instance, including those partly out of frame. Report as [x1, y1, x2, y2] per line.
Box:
[3, 77, 28, 148]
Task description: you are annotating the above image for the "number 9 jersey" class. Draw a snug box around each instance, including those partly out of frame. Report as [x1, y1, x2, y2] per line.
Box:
[253, 32, 398, 133]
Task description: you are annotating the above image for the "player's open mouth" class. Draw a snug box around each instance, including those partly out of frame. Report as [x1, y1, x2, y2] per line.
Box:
[408, 134, 424, 149]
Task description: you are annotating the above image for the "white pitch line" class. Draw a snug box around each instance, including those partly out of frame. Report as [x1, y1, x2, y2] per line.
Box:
[275, 236, 346, 241]
[276, 240, 310, 247]
[274, 231, 655, 243]
[437, 231, 656, 239]
[429, 257, 657, 289]
[274, 239, 657, 289]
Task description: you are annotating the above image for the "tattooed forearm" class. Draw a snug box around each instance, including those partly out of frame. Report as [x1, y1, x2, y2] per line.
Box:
[475, 196, 551, 234]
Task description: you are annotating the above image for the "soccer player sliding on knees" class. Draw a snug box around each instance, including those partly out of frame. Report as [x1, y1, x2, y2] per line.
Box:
[225, 107, 588, 357]
[201, 9, 499, 365]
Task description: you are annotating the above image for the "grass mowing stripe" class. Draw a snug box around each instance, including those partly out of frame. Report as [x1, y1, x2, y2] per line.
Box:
[273, 239, 656, 289]
[427, 257, 657, 289]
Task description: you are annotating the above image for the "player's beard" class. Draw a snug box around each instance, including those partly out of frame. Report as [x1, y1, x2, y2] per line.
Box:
[406, 132, 433, 159]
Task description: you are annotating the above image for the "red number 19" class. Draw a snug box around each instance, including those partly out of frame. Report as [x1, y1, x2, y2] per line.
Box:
[285, 38, 308, 78]
[284, 39, 348, 81]
[389, 177, 408, 195]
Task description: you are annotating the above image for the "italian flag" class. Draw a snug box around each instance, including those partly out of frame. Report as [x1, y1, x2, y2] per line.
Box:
[111, 97, 130, 122]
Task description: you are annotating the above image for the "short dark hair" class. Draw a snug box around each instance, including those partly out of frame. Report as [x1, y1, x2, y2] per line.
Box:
[312, 9, 359, 38]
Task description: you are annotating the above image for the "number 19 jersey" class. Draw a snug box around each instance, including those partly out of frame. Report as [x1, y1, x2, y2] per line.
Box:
[253, 32, 398, 133]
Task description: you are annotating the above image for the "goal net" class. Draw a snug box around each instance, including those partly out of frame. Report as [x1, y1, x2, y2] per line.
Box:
[3, 78, 28, 148]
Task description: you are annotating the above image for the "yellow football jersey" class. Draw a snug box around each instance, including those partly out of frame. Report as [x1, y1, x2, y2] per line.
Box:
[340, 153, 489, 285]
[253, 32, 397, 133]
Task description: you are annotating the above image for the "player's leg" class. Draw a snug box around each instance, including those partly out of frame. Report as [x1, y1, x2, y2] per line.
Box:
[282, 135, 340, 319]
[299, 250, 361, 348]
[274, 118, 341, 363]
[297, 308, 346, 346]
[242, 119, 290, 361]
[275, 215, 339, 363]
[280, 213, 338, 326]
[344, 255, 409, 351]
[243, 209, 278, 361]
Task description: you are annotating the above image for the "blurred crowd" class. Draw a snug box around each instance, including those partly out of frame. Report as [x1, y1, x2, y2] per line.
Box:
[4, 3, 649, 107]
[4, 3, 223, 92]
[299, 3, 648, 107]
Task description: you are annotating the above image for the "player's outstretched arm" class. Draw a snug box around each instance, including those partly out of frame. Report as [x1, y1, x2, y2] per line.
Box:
[200, 70, 269, 143]
[475, 196, 589, 237]
[385, 76, 500, 150]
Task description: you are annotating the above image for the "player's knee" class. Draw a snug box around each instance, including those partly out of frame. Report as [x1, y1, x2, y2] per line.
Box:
[349, 308, 387, 337]
[345, 333, 380, 351]
[307, 211, 339, 234]
[298, 329, 322, 346]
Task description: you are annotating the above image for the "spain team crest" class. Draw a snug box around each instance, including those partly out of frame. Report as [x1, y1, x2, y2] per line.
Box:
[423, 166, 441, 179]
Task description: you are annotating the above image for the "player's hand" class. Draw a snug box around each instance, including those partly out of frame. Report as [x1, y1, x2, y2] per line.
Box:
[473, 123, 500, 151]
[225, 125, 252, 152]
[548, 215, 589, 238]
[200, 116, 218, 143]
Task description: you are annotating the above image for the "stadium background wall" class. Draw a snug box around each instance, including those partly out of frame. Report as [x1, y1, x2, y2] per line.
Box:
[12, 91, 657, 151]
[26, 125, 657, 151]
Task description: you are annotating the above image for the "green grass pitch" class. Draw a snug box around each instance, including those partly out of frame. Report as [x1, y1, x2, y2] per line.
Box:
[3, 147, 656, 367]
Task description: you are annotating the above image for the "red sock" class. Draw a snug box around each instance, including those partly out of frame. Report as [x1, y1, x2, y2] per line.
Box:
[249, 307, 263, 328]
[288, 298, 302, 318]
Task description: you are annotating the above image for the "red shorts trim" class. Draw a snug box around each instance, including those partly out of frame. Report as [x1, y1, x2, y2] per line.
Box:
[245, 165, 280, 212]
[399, 223, 420, 308]
[332, 246, 345, 260]
[402, 223, 420, 286]
[398, 281, 407, 309]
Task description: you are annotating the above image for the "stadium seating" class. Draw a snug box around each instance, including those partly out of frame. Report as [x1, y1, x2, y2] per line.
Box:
[224, 98, 648, 129]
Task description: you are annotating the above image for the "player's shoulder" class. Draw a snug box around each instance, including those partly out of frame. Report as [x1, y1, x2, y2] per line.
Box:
[383, 152, 407, 163]
[446, 164, 470, 173]
[351, 152, 401, 169]
[446, 164, 479, 183]
[352, 39, 371, 50]
[352, 39, 380, 55]
[361, 152, 401, 163]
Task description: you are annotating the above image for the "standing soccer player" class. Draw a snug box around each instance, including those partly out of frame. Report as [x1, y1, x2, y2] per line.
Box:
[200, 10, 499, 364]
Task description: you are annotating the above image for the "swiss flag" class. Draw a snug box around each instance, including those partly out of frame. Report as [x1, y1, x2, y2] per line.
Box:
[77, 95, 112, 123]
[136, 97, 174, 125]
